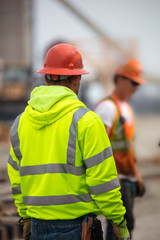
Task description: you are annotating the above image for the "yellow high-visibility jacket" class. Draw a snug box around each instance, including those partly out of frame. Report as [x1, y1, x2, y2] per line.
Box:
[8, 85, 125, 224]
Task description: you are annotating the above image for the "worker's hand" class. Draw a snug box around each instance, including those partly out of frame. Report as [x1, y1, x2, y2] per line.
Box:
[136, 170, 146, 197]
[136, 173, 146, 197]
[23, 218, 31, 240]
[111, 219, 130, 240]
[136, 179, 145, 197]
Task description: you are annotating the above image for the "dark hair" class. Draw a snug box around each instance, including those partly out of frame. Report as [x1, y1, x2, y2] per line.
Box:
[45, 75, 75, 86]
[114, 74, 119, 84]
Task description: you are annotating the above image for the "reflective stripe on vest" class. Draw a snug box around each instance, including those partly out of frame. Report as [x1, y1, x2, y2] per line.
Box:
[83, 146, 113, 168]
[67, 107, 89, 165]
[20, 164, 85, 176]
[111, 140, 130, 151]
[10, 114, 22, 164]
[89, 177, 120, 195]
[12, 185, 21, 195]
[8, 154, 19, 171]
[23, 193, 92, 206]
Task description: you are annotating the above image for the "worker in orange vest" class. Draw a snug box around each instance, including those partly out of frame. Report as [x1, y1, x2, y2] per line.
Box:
[95, 59, 146, 239]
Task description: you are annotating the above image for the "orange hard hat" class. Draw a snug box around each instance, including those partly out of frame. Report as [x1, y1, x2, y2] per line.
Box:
[37, 44, 89, 75]
[116, 59, 145, 84]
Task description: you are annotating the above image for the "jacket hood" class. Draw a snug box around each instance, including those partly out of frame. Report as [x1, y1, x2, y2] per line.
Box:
[25, 85, 85, 129]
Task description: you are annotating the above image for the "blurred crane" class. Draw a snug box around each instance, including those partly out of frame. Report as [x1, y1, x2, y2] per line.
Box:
[57, 0, 138, 89]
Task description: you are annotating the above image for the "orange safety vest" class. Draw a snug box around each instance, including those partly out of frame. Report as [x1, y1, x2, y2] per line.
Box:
[102, 93, 136, 176]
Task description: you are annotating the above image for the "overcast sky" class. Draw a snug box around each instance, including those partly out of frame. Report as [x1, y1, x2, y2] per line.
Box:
[32, 0, 160, 78]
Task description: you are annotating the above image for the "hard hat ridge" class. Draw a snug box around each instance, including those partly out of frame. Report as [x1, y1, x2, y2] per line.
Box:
[37, 44, 89, 76]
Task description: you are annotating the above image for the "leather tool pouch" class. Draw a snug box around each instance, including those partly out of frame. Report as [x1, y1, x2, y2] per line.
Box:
[81, 215, 93, 240]
[81, 215, 103, 240]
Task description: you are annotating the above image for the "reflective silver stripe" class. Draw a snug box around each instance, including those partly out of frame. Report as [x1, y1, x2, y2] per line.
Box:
[10, 115, 22, 162]
[20, 163, 85, 176]
[111, 140, 130, 150]
[89, 177, 120, 195]
[12, 185, 21, 195]
[116, 124, 124, 139]
[84, 146, 113, 169]
[67, 107, 90, 165]
[8, 154, 19, 171]
[23, 193, 93, 206]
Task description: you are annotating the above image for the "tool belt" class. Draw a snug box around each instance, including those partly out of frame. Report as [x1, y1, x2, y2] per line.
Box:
[81, 214, 103, 240]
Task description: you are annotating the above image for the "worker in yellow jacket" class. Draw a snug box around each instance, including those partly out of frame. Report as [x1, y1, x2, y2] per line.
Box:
[95, 59, 145, 240]
[8, 43, 130, 240]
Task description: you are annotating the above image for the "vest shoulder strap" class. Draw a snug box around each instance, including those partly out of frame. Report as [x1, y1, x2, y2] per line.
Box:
[105, 96, 126, 124]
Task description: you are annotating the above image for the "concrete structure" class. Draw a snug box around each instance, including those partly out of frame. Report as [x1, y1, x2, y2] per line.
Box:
[0, 0, 32, 121]
[0, 0, 32, 67]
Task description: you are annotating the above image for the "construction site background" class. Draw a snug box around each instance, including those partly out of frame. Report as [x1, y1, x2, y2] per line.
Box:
[0, 0, 160, 239]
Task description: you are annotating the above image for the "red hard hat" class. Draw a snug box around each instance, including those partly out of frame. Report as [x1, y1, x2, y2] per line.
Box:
[116, 59, 145, 84]
[37, 44, 89, 75]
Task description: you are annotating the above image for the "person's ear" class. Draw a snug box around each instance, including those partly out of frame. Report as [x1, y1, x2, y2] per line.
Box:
[74, 75, 80, 83]
[71, 76, 80, 95]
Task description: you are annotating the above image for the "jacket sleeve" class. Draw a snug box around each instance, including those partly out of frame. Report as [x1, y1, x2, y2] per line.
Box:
[81, 115, 126, 225]
[8, 145, 29, 219]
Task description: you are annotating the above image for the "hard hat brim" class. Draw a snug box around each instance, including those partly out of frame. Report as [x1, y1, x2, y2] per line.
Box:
[125, 75, 145, 84]
[37, 67, 89, 75]
[131, 76, 145, 84]
[117, 72, 145, 84]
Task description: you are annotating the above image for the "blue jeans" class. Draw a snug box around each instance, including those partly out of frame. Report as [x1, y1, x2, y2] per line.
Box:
[30, 217, 91, 240]
[106, 179, 137, 240]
